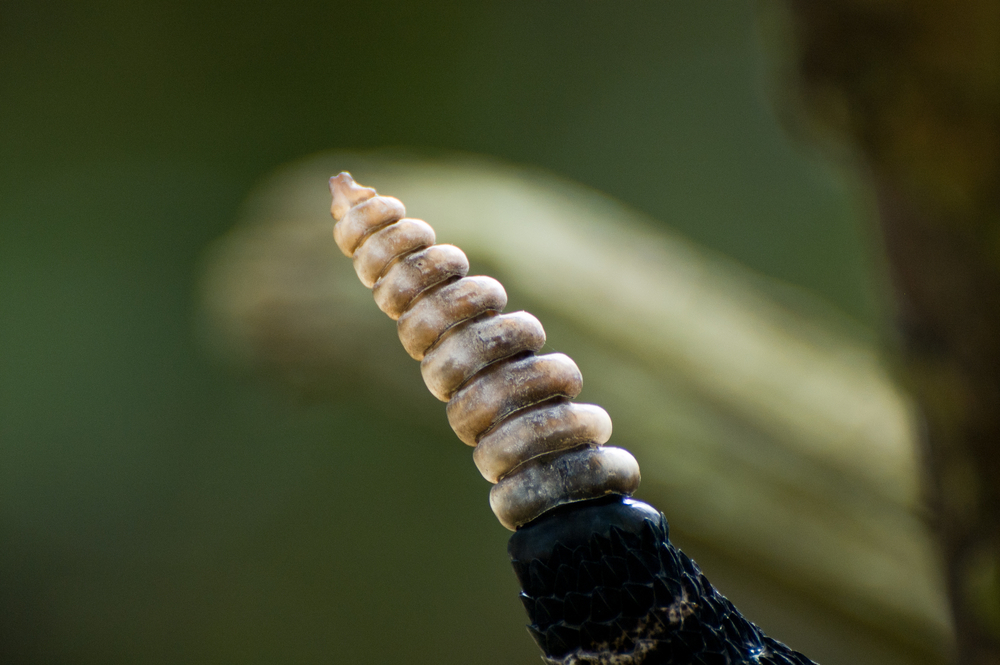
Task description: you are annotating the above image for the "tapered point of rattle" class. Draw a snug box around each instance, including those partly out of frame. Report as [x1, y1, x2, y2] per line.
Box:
[329, 172, 376, 222]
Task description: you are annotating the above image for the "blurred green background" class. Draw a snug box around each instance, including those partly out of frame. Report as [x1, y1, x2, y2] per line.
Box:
[1, 2, 890, 664]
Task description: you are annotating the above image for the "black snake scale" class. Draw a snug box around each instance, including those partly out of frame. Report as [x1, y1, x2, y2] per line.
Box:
[328, 173, 818, 664]
[510, 496, 817, 664]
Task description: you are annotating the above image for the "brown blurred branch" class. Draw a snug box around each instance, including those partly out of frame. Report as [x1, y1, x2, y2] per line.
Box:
[773, 2, 1000, 663]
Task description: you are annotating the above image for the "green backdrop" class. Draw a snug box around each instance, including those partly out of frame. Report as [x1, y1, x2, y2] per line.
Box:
[0, 2, 882, 663]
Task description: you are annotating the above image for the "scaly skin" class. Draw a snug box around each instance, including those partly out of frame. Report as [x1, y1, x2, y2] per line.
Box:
[510, 496, 816, 665]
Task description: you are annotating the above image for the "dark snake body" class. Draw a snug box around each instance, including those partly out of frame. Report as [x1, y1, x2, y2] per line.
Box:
[509, 496, 818, 665]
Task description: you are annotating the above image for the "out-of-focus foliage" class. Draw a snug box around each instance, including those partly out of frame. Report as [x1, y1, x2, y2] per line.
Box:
[0, 1, 916, 664]
[767, 0, 1000, 231]
[764, 3, 1000, 663]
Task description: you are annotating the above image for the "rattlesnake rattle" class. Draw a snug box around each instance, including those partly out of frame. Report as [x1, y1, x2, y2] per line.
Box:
[330, 172, 818, 664]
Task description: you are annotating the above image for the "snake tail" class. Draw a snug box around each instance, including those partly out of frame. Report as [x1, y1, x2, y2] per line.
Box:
[329, 172, 818, 664]
[509, 496, 818, 665]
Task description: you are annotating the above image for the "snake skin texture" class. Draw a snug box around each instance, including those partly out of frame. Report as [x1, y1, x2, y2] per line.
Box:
[509, 496, 818, 665]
